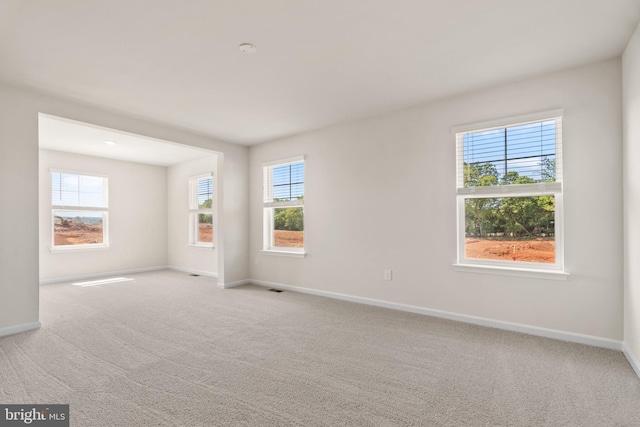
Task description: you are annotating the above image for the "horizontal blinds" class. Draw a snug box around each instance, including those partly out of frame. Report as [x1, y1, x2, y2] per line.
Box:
[265, 199, 304, 208]
[457, 117, 562, 190]
[189, 175, 213, 211]
[457, 182, 562, 197]
[51, 172, 108, 209]
[263, 160, 304, 206]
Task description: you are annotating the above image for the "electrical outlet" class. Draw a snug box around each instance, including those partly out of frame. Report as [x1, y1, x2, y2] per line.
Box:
[384, 269, 392, 281]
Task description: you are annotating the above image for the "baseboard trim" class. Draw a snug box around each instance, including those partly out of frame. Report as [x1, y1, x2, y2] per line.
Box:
[218, 279, 251, 289]
[167, 266, 218, 279]
[0, 321, 41, 338]
[250, 279, 622, 351]
[40, 266, 169, 285]
[623, 343, 640, 379]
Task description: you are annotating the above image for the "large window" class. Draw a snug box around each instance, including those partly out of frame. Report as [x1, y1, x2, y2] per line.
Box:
[189, 174, 214, 247]
[262, 156, 304, 254]
[455, 110, 563, 271]
[51, 171, 108, 249]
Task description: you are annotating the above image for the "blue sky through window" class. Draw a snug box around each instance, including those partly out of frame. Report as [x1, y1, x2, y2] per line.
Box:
[463, 120, 556, 182]
[272, 162, 304, 201]
[197, 177, 213, 208]
[52, 172, 106, 207]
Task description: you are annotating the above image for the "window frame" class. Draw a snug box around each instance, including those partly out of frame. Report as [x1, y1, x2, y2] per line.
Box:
[262, 156, 305, 256]
[453, 110, 565, 274]
[50, 169, 109, 251]
[188, 173, 214, 248]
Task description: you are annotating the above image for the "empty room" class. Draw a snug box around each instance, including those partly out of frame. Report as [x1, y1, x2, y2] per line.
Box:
[2, 1, 640, 426]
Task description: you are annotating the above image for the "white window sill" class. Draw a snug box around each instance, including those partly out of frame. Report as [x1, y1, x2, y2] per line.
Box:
[453, 263, 569, 281]
[188, 244, 215, 250]
[260, 250, 306, 258]
[50, 244, 110, 253]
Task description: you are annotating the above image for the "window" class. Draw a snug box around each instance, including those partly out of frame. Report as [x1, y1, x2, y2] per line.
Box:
[51, 171, 108, 249]
[262, 156, 305, 254]
[189, 174, 214, 247]
[454, 110, 563, 271]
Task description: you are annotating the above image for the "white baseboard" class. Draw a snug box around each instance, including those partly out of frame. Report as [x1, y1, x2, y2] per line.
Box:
[167, 266, 218, 279]
[40, 266, 169, 285]
[0, 321, 41, 338]
[250, 279, 623, 351]
[623, 343, 640, 379]
[218, 279, 251, 289]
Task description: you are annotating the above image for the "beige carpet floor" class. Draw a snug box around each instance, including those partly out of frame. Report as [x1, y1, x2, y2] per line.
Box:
[1, 269, 639, 426]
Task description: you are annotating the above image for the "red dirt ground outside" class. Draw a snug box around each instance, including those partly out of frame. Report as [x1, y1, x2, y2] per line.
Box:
[465, 237, 555, 263]
[274, 230, 304, 248]
[198, 224, 213, 243]
[54, 224, 103, 245]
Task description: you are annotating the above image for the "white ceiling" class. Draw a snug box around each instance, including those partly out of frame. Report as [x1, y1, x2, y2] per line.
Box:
[2, 0, 640, 145]
[39, 114, 214, 166]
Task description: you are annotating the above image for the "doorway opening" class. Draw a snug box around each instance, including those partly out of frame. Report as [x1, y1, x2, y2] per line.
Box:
[38, 113, 222, 285]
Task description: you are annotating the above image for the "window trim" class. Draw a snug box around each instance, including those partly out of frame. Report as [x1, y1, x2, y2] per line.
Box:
[50, 169, 109, 252]
[451, 108, 564, 136]
[188, 173, 214, 248]
[452, 263, 569, 281]
[262, 156, 305, 255]
[453, 110, 565, 274]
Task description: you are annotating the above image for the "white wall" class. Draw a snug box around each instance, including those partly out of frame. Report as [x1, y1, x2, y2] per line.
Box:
[0, 85, 40, 333]
[250, 59, 623, 341]
[39, 149, 168, 281]
[0, 82, 249, 334]
[623, 22, 640, 366]
[168, 155, 218, 275]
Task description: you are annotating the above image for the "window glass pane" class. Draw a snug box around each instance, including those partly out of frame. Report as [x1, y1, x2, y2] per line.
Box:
[505, 121, 556, 182]
[273, 207, 304, 248]
[271, 162, 304, 202]
[463, 129, 505, 162]
[197, 213, 213, 243]
[52, 172, 61, 203]
[59, 173, 80, 205]
[78, 175, 105, 206]
[463, 162, 501, 187]
[290, 162, 304, 183]
[52, 172, 106, 207]
[197, 177, 213, 209]
[290, 183, 304, 200]
[273, 184, 293, 201]
[463, 120, 557, 185]
[465, 196, 555, 263]
[54, 211, 104, 246]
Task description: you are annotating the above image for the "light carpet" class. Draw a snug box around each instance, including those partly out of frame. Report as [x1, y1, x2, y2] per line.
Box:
[1, 270, 639, 426]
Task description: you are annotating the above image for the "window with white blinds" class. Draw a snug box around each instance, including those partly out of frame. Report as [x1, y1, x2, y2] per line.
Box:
[189, 174, 214, 246]
[262, 156, 305, 253]
[454, 110, 564, 271]
[51, 171, 109, 248]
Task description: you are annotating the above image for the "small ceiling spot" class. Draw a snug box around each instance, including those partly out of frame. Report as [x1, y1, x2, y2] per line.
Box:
[239, 43, 256, 54]
[104, 140, 117, 145]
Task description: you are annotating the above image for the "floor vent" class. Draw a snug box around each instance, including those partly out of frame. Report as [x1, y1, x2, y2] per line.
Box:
[268, 289, 283, 293]
[189, 274, 200, 277]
